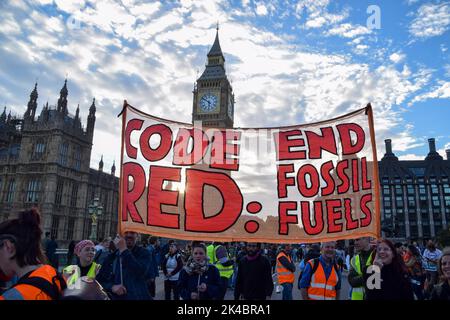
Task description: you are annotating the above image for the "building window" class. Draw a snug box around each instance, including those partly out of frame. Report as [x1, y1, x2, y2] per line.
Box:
[443, 184, 450, 194]
[445, 196, 450, 207]
[70, 183, 78, 207]
[431, 184, 439, 195]
[59, 143, 69, 166]
[31, 141, 46, 160]
[51, 216, 59, 239]
[396, 196, 404, 208]
[407, 185, 415, 195]
[26, 179, 41, 203]
[408, 196, 416, 208]
[383, 185, 390, 195]
[5, 179, 16, 203]
[55, 179, 64, 205]
[419, 185, 426, 195]
[67, 217, 75, 240]
[73, 146, 82, 170]
[432, 196, 440, 207]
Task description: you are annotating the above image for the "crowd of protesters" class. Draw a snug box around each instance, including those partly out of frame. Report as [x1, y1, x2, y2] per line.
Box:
[1, 208, 449, 301]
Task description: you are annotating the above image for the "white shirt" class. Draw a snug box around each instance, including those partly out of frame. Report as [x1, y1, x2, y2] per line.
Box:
[165, 255, 180, 281]
[423, 249, 442, 272]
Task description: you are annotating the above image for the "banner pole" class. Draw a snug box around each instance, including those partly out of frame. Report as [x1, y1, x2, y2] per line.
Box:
[118, 100, 128, 236]
[366, 103, 381, 240]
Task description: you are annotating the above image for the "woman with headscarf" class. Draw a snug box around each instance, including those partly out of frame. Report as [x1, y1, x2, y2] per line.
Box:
[63, 240, 101, 287]
[177, 243, 220, 300]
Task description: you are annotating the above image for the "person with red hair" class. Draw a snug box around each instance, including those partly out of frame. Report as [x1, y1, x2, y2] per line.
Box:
[0, 209, 66, 300]
[364, 239, 414, 300]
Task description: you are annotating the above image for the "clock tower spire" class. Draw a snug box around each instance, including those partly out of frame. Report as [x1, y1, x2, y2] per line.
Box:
[192, 26, 234, 128]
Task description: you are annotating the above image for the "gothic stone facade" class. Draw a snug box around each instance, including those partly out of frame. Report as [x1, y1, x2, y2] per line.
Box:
[0, 81, 118, 246]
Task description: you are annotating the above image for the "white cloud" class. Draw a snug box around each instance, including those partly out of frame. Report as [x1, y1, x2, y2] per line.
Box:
[398, 154, 425, 160]
[411, 82, 450, 104]
[54, 0, 85, 13]
[409, 3, 450, 38]
[295, 0, 348, 30]
[389, 52, 405, 64]
[326, 23, 371, 38]
[0, 0, 436, 167]
[0, 13, 22, 35]
[255, 3, 268, 16]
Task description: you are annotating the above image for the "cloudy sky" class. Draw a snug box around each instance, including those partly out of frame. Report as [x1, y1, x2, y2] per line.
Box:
[0, 0, 449, 172]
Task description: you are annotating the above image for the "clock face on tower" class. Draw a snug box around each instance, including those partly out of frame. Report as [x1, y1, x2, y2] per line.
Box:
[199, 93, 218, 112]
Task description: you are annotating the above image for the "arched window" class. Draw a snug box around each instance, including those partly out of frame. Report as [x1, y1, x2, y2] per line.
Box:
[31, 140, 46, 160]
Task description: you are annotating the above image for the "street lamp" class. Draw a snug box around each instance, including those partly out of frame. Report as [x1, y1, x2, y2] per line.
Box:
[88, 197, 103, 242]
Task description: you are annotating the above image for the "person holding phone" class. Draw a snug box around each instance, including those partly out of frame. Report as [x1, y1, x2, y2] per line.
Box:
[364, 239, 414, 300]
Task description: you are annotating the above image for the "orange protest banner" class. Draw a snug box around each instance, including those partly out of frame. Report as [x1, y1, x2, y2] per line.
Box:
[119, 102, 380, 243]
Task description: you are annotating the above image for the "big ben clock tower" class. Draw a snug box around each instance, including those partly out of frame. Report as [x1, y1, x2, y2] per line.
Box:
[192, 26, 234, 128]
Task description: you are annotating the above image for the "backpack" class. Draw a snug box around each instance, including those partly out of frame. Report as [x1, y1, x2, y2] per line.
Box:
[298, 258, 341, 290]
[12, 271, 67, 300]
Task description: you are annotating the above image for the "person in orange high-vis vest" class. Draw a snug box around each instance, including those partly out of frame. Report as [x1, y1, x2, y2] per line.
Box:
[0, 209, 66, 300]
[276, 244, 296, 300]
[299, 241, 341, 300]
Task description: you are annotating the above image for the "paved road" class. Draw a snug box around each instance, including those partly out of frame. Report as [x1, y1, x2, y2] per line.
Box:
[154, 264, 351, 300]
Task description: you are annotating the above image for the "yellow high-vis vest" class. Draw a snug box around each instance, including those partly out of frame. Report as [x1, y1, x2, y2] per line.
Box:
[350, 252, 374, 300]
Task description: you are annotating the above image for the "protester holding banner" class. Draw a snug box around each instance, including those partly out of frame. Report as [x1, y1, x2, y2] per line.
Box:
[431, 247, 450, 300]
[96, 232, 152, 300]
[364, 239, 414, 300]
[0, 209, 66, 300]
[299, 241, 341, 300]
[234, 242, 274, 300]
[178, 243, 221, 300]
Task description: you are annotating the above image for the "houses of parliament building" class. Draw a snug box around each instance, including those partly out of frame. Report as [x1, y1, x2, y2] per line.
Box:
[0, 80, 119, 246]
[1, 29, 449, 245]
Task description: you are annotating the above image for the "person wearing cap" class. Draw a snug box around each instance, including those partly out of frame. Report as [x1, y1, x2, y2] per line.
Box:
[63, 240, 101, 287]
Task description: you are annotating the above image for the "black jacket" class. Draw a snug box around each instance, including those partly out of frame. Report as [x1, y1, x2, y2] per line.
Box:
[235, 252, 274, 300]
[431, 281, 450, 301]
[363, 263, 414, 300]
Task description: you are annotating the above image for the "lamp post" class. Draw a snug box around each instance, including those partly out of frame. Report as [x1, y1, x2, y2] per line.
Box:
[88, 197, 103, 242]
